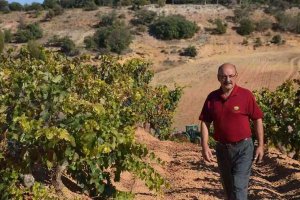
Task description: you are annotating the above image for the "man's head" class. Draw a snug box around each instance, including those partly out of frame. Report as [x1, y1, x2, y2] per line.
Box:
[217, 63, 238, 92]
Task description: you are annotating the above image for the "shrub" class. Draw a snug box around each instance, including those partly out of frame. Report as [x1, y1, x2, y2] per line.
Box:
[131, 9, 157, 26]
[276, 12, 293, 31]
[0, 31, 4, 53]
[269, 0, 290, 11]
[99, 11, 118, 27]
[84, 0, 98, 11]
[43, 0, 58, 8]
[46, 34, 61, 46]
[157, 0, 166, 7]
[60, 0, 77, 8]
[44, 4, 63, 20]
[131, 0, 150, 10]
[276, 13, 300, 34]
[242, 38, 248, 45]
[254, 37, 262, 47]
[237, 18, 255, 35]
[24, 2, 43, 11]
[149, 15, 199, 40]
[15, 23, 43, 43]
[45, 9, 55, 20]
[233, 7, 250, 23]
[18, 17, 26, 29]
[84, 35, 96, 49]
[3, 29, 12, 43]
[107, 26, 132, 54]
[180, 45, 197, 57]
[271, 34, 283, 44]
[134, 24, 147, 34]
[53, 4, 64, 15]
[255, 18, 272, 32]
[0, 0, 9, 12]
[9, 2, 23, 11]
[60, 36, 79, 56]
[46, 35, 79, 56]
[214, 18, 227, 34]
[93, 23, 133, 54]
[27, 40, 46, 60]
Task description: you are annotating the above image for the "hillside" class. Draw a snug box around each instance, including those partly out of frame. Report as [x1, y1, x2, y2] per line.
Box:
[1, 4, 300, 199]
[1, 4, 300, 131]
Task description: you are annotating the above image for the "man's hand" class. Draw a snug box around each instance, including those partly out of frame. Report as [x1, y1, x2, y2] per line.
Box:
[253, 145, 264, 163]
[253, 118, 264, 163]
[202, 145, 213, 162]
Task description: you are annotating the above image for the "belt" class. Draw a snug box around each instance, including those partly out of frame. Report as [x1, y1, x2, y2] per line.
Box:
[218, 137, 250, 146]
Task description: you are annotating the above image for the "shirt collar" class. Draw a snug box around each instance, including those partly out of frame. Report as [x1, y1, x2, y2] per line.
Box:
[218, 84, 239, 101]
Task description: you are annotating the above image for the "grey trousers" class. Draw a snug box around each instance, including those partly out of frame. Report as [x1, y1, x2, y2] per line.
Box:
[216, 138, 254, 200]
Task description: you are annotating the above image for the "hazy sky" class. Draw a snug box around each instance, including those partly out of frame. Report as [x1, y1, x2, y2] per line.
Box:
[7, 0, 43, 5]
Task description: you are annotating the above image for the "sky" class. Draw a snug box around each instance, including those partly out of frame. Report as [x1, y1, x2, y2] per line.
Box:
[7, 0, 43, 5]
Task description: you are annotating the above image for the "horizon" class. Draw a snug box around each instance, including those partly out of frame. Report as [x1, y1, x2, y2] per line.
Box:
[7, 0, 43, 5]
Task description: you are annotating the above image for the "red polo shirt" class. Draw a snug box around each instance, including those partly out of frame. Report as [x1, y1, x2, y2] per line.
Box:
[199, 85, 263, 143]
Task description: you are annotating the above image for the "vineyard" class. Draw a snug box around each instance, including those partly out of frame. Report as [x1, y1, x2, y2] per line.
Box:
[0, 46, 299, 199]
[0, 48, 181, 199]
[0, 2, 300, 199]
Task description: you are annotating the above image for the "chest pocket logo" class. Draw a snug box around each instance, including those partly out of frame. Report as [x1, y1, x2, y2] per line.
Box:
[233, 106, 240, 113]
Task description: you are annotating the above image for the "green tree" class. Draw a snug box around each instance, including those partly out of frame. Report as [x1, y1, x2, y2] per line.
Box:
[0, 0, 9, 11]
[43, 0, 58, 8]
[149, 15, 199, 40]
[24, 2, 43, 11]
[9, 2, 23, 11]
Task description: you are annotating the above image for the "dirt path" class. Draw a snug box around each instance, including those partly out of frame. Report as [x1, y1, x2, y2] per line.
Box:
[115, 128, 300, 200]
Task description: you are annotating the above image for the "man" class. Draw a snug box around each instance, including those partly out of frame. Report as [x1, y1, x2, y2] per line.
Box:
[199, 63, 264, 200]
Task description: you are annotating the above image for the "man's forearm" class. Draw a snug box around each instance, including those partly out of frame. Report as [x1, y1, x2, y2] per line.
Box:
[254, 118, 264, 146]
[201, 121, 210, 147]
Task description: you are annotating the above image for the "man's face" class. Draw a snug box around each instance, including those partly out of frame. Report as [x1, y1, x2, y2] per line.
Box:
[217, 65, 238, 91]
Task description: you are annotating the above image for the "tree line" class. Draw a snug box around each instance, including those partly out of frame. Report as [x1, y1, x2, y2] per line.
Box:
[1, 0, 300, 13]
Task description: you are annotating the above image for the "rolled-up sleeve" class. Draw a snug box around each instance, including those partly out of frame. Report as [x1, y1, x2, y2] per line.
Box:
[248, 92, 263, 120]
